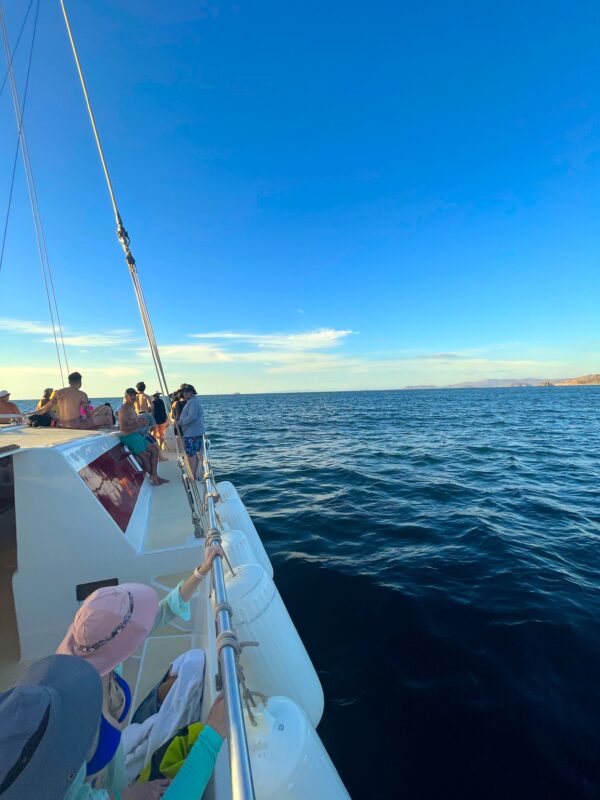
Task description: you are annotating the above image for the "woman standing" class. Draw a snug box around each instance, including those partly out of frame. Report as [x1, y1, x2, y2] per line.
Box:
[151, 392, 168, 450]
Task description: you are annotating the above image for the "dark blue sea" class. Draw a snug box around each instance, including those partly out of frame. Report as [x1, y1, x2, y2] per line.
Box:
[203, 387, 600, 800]
[28, 387, 600, 798]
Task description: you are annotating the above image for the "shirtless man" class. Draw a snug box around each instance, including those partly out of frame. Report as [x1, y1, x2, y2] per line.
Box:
[118, 388, 168, 486]
[38, 372, 114, 429]
[134, 381, 154, 415]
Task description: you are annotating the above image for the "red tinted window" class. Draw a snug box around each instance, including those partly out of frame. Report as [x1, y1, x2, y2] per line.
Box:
[79, 444, 145, 532]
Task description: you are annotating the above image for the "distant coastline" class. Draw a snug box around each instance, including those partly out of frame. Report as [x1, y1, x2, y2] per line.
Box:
[10, 373, 600, 404]
[404, 373, 600, 390]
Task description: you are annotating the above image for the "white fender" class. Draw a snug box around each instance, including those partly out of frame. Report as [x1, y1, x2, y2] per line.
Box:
[247, 696, 350, 800]
[225, 564, 324, 727]
[220, 525, 262, 574]
[216, 480, 239, 501]
[215, 495, 272, 577]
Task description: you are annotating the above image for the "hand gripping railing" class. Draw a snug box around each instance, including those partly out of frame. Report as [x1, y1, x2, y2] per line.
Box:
[202, 435, 256, 800]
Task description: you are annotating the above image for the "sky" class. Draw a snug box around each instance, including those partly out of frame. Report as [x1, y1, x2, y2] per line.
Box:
[1, 0, 600, 398]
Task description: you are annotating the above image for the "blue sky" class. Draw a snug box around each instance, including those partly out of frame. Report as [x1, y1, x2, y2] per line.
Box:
[1, 0, 600, 397]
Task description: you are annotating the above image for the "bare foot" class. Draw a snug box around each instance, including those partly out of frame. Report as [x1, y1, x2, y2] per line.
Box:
[149, 475, 160, 486]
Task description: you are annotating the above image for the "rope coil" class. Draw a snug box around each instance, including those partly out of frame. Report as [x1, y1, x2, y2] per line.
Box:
[215, 601, 234, 619]
[215, 633, 262, 725]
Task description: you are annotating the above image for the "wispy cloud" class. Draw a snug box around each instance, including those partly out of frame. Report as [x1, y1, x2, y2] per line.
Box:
[188, 328, 354, 350]
[0, 317, 139, 348]
[53, 331, 137, 348]
[422, 352, 464, 361]
[136, 328, 358, 374]
[157, 343, 236, 363]
[0, 318, 56, 336]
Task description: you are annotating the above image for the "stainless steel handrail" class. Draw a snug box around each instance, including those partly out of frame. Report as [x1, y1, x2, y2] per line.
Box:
[202, 435, 256, 800]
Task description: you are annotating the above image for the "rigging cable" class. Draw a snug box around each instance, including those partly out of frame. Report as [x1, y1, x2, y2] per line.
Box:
[0, 0, 36, 274]
[0, 0, 70, 383]
[0, 0, 33, 100]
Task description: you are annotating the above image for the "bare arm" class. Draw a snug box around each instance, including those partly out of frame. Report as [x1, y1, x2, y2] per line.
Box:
[118, 406, 145, 433]
[179, 546, 223, 602]
[37, 393, 58, 415]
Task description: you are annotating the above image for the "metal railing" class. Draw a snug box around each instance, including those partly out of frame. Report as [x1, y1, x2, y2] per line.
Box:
[201, 435, 256, 800]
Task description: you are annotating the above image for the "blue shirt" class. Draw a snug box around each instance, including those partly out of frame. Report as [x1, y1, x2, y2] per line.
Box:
[177, 396, 205, 438]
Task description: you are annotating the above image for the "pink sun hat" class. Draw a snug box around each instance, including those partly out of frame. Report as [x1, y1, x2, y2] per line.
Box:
[56, 583, 159, 676]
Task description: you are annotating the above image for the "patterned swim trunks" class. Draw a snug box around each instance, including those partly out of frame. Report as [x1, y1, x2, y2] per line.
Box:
[184, 435, 203, 457]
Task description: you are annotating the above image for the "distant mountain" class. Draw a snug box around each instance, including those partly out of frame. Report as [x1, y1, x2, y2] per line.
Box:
[401, 373, 600, 390]
[553, 373, 600, 386]
[444, 378, 547, 389]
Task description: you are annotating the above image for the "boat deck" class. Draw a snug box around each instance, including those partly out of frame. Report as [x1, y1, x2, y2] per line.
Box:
[146, 459, 204, 551]
[0, 423, 114, 448]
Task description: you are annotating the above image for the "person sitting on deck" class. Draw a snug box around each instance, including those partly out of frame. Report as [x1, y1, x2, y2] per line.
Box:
[0, 389, 23, 424]
[118, 389, 168, 486]
[55, 546, 226, 800]
[133, 381, 166, 461]
[0, 655, 103, 800]
[37, 387, 54, 410]
[178, 385, 205, 479]
[28, 387, 59, 427]
[37, 372, 114, 429]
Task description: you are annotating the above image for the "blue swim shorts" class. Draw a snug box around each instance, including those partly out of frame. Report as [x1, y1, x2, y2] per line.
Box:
[184, 435, 203, 457]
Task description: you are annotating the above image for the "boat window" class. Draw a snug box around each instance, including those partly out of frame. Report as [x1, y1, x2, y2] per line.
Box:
[79, 443, 145, 532]
[0, 455, 19, 665]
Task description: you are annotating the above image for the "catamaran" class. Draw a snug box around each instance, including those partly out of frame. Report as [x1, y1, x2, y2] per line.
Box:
[0, 3, 350, 798]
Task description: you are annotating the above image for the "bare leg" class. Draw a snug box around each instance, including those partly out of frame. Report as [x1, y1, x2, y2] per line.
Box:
[138, 451, 152, 476]
[148, 443, 169, 485]
[156, 423, 166, 450]
[155, 431, 168, 462]
[187, 454, 198, 480]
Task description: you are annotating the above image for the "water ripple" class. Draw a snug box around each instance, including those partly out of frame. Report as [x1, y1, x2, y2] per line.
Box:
[203, 388, 600, 798]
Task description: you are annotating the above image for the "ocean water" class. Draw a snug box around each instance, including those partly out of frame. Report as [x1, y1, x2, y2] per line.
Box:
[23, 387, 600, 797]
[201, 388, 600, 800]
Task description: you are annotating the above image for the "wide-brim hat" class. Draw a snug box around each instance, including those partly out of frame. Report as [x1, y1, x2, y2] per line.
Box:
[0, 655, 102, 800]
[56, 583, 158, 676]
